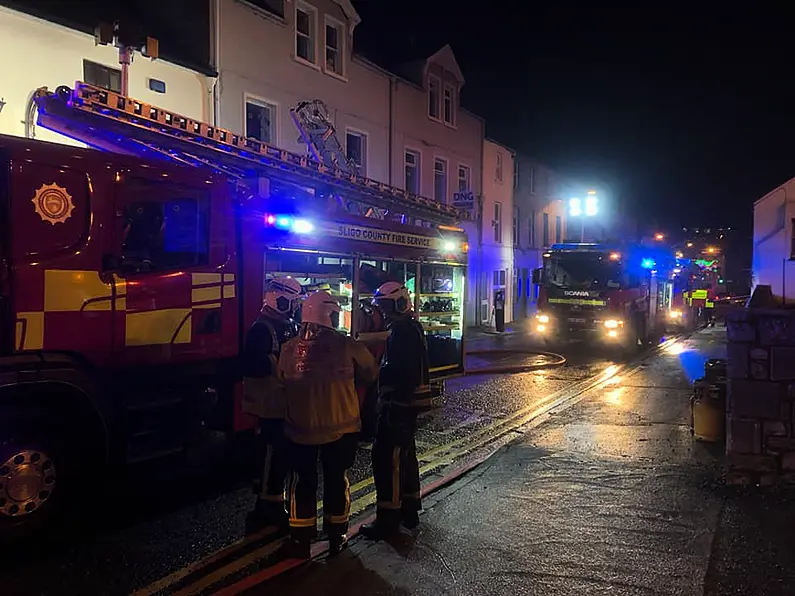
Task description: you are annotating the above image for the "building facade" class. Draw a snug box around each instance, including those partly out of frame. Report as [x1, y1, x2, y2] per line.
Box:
[512, 155, 567, 320]
[213, 1, 483, 200]
[0, 4, 211, 146]
[468, 139, 515, 326]
[752, 178, 795, 302]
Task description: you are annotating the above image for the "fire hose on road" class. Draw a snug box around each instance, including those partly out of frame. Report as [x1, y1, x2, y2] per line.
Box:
[464, 348, 567, 375]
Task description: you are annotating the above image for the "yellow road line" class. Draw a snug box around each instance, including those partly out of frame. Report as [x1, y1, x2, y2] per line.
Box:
[129, 527, 277, 596]
[135, 340, 675, 595]
[171, 541, 285, 596]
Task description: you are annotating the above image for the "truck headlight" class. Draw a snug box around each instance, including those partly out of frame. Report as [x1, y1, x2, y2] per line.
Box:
[669, 310, 682, 319]
[537, 314, 550, 324]
[604, 319, 621, 329]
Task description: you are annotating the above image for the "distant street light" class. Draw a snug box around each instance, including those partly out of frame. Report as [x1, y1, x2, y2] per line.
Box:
[569, 192, 598, 242]
[654, 233, 665, 241]
[707, 246, 716, 254]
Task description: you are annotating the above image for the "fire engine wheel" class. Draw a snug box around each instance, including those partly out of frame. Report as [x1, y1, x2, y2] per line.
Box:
[0, 448, 56, 519]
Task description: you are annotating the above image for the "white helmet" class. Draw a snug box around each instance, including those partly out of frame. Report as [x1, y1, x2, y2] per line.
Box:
[372, 281, 411, 314]
[264, 277, 302, 314]
[301, 291, 341, 328]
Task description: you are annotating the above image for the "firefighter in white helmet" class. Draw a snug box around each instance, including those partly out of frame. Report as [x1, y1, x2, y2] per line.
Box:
[277, 291, 378, 558]
[360, 281, 431, 540]
[242, 277, 302, 532]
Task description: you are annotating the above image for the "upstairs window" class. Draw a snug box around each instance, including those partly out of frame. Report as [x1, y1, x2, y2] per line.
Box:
[457, 165, 471, 193]
[324, 18, 344, 76]
[433, 158, 448, 203]
[495, 152, 503, 182]
[404, 150, 420, 194]
[245, 0, 284, 18]
[428, 76, 441, 120]
[345, 130, 367, 175]
[529, 212, 537, 247]
[555, 215, 562, 243]
[83, 60, 121, 93]
[295, 3, 317, 64]
[494, 202, 503, 243]
[443, 84, 456, 125]
[245, 98, 277, 145]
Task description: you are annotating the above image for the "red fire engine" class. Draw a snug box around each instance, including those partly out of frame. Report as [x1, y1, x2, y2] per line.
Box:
[531, 242, 675, 352]
[0, 82, 469, 537]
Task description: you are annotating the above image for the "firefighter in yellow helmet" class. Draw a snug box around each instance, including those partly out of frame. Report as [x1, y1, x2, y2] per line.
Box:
[278, 291, 378, 558]
[241, 277, 301, 533]
[360, 281, 431, 540]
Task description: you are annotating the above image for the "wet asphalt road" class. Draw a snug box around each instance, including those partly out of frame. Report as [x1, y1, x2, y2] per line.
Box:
[255, 327, 795, 596]
[0, 332, 618, 596]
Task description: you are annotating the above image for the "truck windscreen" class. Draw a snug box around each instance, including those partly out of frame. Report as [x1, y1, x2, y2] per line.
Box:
[545, 254, 622, 290]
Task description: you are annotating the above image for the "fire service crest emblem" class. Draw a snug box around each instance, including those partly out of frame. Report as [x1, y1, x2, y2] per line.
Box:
[31, 182, 75, 224]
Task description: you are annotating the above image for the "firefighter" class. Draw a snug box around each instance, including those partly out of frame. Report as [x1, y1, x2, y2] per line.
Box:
[242, 277, 302, 533]
[278, 291, 378, 558]
[360, 281, 431, 540]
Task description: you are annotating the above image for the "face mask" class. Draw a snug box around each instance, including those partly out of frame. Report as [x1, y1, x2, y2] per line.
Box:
[276, 296, 291, 313]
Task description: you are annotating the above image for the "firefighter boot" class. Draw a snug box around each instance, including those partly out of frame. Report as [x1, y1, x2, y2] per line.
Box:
[359, 511, 401, 541]
[327, 534, 349, 557]
[401, 508, 420, 530]
[245, 499, 289, 535]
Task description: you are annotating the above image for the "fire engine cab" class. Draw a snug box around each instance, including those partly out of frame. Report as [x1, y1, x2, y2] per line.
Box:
[531, 242, 675, 352]
[0, 82, 469, 538]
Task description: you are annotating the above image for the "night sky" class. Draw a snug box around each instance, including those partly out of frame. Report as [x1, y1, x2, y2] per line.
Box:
[354, 2, 795, 239]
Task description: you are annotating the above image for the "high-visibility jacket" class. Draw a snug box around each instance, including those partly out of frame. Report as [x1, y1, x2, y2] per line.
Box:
[378, 316, 432, 410]
[278, 324, 379, 445]
[241, 310, 298, 419]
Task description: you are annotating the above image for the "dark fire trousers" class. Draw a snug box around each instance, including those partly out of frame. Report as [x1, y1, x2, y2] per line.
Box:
[371, 403, 421, 525]
[253, 418, 289, 518]
[287, 433, 359, 542]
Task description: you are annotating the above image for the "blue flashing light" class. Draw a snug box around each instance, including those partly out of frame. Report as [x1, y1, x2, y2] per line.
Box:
[264, 213, 315, 235]
[641, 258, 656, 269]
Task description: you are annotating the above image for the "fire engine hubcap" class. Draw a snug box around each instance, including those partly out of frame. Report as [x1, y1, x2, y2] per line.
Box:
[0, 450, 56, 517]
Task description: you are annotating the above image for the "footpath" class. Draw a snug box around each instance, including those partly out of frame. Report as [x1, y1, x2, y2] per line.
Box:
[251, 327, 795, 596]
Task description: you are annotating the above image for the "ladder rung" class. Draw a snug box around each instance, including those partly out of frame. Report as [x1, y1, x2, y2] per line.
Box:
[39, 82, 468, 224]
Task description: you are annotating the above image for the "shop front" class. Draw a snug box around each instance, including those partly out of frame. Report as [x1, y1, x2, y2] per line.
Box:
[259, 213, 468, 377]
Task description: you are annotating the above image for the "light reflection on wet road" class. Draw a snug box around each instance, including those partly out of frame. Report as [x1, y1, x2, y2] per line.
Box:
[0, 334, 621, 596]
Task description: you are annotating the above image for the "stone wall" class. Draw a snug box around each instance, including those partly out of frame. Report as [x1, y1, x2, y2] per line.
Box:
[726, 308, 795, 485]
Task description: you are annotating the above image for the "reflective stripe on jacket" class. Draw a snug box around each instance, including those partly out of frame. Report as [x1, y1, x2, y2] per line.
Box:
[278, 325, 379, 445]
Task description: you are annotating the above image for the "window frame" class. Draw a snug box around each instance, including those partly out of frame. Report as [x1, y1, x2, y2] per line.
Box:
[433, 156, 448, 204]
[244, 94, 278, 146]
[294, 1, 318, 66]
[495, 152, 503, 182]
[83, 59, 121, 93]
[345, 128, 368, 176]
[404, 148, 421, 195]
[427, 74, 442, 122]
[457, 164, 471, 193]
[494, 201, 503, 244]
[117, 178, 212, 274]
[323, 15, 345, 78]
[442, 83, 456, 127]
[529, 211, 537, 248]
[555, 215, 562, 243]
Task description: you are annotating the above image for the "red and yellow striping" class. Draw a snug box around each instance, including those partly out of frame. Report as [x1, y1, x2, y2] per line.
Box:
[15, 270, 236, 352]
